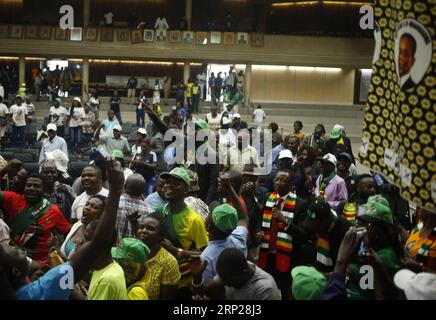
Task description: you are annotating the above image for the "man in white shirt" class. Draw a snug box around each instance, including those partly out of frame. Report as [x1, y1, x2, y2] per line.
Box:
[104, 11, 114, 26]
[38, 123, 68, 168]
[49, 98, 68, 138]
[0, 83, 4, 100]
[10, 95, 28, 147]
[222, 130, 260, 173]
[154, 17, 169, 30]
[0, 96, 9, 142]
[71, 165, 109, 223]
[252, 105, 265, 127]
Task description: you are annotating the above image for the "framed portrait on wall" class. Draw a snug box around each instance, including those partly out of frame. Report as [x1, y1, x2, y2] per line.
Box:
[182, 31, 193, 44]
[70, 27, 83, 41]
[236, 32, 248, 45]
[38, 26, 52, 40]
[223, 32, 235, 45]
[169, 30, 181, 43]
[100, 28, 114, 42]
[0, 25, 9, 39]
[143, 29, 155, 42]
[54, 27, 68, 40]
[10, 25, 23, 39]
[25, 25, 38, 39]
[210, 32, 221, 44]
[251, 32, 264, 47]
[155, 29, 167, 41]
[116, 29, 129, 42]
[130, 29, 143, 44]
[85, 27, 98, 41]
[196, 31, 208, 45]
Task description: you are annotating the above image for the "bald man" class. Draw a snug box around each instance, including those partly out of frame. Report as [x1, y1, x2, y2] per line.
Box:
[116, 173, 153, 241]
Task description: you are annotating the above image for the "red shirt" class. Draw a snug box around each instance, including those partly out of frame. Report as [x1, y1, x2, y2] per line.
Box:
[2, 192, 71, 262]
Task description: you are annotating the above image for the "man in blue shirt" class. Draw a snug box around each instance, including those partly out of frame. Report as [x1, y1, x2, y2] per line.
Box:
[101, 109, 120, 138]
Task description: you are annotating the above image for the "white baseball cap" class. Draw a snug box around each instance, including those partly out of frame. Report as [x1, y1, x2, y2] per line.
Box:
[222, 117, 230, 125]
[333, 124, 344, 132]
[45, 150, 69, 173]
[394, 269, 436, 300]
[233, 113, 241, 119]
[113, 124, 122, 131]
[279, 149, 293, 160]
[321, 153, 337, 165]
[172, 105, 177, 111]
[137, 128, 147, 136]
[72, 97, 81, 104]
[46, 123, 57, 132]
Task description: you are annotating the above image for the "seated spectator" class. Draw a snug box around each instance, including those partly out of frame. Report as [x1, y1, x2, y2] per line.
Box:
[112, 238, 150, 300]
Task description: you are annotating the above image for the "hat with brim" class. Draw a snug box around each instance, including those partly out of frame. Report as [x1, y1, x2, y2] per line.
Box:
[330, 127, 342, 139]
[45, 150, 69, 173]
[337, 152, 353, 163]
[111, 238, 150, 264]
[320, 153, 337, 166]
[137, 128, 147, 136]
[394, 269, 436, 300]
[111, 149, 124, 159]
[291, 266, 327, 300]
[160, 166, 190, 187]
[113, 124, 122, 132]
[47, 123, 57, 132]
[15, 95, 24, 100]
[358, 202, 393, 225]
[211, 203, 238, 233]
[279, 149, 293, 160]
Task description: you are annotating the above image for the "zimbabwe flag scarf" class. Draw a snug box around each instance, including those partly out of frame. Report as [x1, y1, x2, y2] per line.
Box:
[258, 192, 296, 272]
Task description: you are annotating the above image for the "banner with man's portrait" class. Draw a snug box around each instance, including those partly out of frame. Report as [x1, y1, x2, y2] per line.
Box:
[359, 0, 435, 212]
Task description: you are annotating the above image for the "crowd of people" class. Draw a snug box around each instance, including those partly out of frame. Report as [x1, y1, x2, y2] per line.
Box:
[0, 77, 435, 301]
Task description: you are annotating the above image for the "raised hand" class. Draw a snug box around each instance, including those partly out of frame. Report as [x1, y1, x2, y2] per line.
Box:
[106, 157, 125, 193]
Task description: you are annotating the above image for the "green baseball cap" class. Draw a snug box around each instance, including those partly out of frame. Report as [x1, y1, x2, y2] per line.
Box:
[55, 97, 63, 104]
[111, 149, 124, 159]
[194, 119, 209, 131]
[291, 266, 327, 300]
[359, 202, 393, 225]
[330, 127, 342, 139]
[160, 166, 190, 187]
[111, 238, 150, 264]
[367, 194, 390, 209]
[211, 204, 238, 233]
[15, 94, 24, 100]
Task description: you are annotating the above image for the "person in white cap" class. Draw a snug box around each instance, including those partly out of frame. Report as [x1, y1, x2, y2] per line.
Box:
[95, 123, 130, 156]
[67, 97, 85, 154]
[38, 123, 68, 169]
[129, 127, 147, 166]
[278, 149, 294, 170]
[315, 153, 348, 210]
[394, 269, 436, 300]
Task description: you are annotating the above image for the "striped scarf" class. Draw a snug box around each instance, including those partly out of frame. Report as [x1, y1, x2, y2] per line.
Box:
[342, 201, 357, 222]
[258, 192, 296, 272]
[316, 213, 338, 268]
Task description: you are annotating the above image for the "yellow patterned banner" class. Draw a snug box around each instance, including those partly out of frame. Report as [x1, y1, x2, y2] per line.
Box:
[359, 0, 435, 212]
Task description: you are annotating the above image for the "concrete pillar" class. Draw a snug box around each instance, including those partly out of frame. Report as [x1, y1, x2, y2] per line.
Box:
[18, 57, 25, 88]
[185, 0, 192, 30]
[245, 64, 252, 105]
[82, 58, 89, 102]
[183, 62, 190, 83]
[83, 0, 90, 28]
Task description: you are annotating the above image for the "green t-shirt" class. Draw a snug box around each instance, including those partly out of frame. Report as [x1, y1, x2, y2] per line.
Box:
[347, 246, 400, 300]
[88, 261, 128, 300]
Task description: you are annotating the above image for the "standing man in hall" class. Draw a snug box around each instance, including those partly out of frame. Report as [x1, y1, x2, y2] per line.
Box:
[127, 75, 138, 104]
